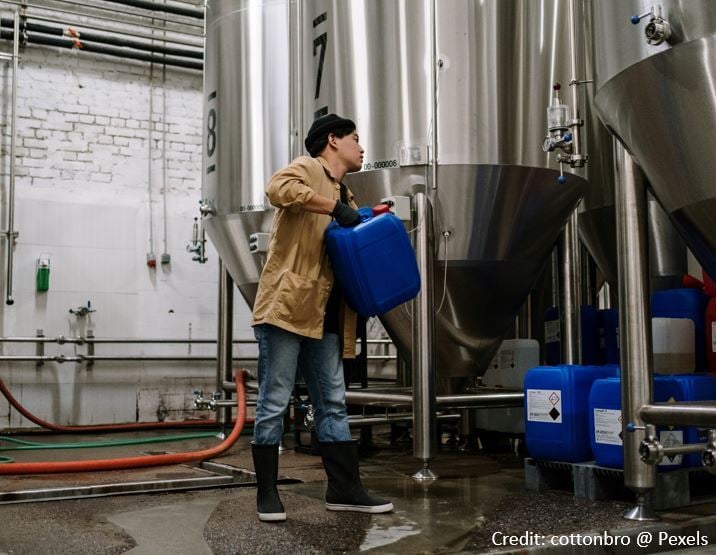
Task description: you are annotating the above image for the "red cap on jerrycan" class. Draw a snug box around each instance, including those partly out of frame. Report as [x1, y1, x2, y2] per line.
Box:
[372, 203, 392, 216]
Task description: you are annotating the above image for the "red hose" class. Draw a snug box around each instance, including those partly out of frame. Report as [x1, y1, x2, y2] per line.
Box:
[0, 372, 247, 475]
[0, 378, 252, 432]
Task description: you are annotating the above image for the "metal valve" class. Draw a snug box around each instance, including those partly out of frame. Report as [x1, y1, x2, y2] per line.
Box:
[69, 301, 95, 318]
[639, 436, 663, 465]
[631, 6, 672, 46]
[198, 199, 215, 216]
[644, 16, 671, 45]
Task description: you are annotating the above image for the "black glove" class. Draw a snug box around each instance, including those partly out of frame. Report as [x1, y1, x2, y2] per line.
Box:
[331, 201, 362, 227]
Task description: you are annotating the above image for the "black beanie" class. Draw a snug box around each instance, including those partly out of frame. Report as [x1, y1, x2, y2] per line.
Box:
[304, 113, 356, 153]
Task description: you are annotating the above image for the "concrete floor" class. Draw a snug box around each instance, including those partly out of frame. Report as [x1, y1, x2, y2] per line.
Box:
[0, 428, 714, 554]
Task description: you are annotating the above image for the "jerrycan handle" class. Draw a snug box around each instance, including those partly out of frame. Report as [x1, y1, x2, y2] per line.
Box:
[357, 206, 374, 223]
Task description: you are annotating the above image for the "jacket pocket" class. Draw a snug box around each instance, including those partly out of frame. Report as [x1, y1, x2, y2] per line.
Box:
[271, 270, 331, 332]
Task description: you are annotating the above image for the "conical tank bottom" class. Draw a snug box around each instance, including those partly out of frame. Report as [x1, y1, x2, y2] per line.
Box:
[594, 37, 716, 278]
[202, 210, 274, 304]
[347, 164, 587, 388]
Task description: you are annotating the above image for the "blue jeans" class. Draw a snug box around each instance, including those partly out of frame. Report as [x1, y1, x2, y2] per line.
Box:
[253, 323, 351, 445]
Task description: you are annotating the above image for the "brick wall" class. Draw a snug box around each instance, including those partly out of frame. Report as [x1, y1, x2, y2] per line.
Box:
[0, 39, 256, 427]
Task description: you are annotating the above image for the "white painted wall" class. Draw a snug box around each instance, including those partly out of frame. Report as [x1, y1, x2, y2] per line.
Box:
[0, 38, 256, 427]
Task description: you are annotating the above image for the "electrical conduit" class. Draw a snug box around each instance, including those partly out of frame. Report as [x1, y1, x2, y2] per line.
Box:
[0, 372, 246, 474]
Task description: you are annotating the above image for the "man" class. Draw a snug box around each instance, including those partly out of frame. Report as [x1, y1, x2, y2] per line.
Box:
[250, 114, 393, 522]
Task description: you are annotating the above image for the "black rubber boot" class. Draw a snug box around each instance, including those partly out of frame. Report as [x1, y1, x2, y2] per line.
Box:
[251, 443, 286, 522]
[320, 440, 393, 513]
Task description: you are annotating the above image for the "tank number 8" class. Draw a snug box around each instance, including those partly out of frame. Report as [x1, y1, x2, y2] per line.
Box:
[206, 90, 217, 174]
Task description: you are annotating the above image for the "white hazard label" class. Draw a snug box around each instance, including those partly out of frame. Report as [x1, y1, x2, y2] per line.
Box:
[659, 430, 683, 466]
[594, 408, 623, 445]
[527, 389, 562, 423]
[545, 320, 560, 344]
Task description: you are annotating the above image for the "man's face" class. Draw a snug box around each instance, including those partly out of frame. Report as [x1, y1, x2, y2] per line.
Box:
[332, 131, 365, 173]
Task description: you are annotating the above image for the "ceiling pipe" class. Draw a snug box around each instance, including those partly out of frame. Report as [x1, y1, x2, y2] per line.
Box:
[99, 0, 204, 19]
[0, 18, 202, 59]
[0, 28, 201, 71]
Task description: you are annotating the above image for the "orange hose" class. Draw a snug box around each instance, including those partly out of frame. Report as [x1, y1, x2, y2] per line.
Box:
[0, 378, 252, 432]
[0, 372, 247, 475]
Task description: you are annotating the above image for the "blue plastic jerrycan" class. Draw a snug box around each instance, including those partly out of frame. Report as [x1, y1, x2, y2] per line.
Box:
[325, 207, 420, 317]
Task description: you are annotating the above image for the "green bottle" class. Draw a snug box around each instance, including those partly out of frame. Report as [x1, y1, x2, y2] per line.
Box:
[36, 257, 50, 292]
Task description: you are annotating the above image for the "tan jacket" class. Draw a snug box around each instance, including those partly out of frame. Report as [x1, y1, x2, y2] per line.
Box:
[251, 156, 358, 358]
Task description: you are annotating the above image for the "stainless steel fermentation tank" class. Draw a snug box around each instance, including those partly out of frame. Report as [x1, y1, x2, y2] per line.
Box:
[576, 0, 693, 294]
[202, 0, 587, 391]
[589, 1, 715, 279]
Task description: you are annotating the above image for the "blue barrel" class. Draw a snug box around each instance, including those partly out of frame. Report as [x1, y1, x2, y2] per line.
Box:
[652, 288, 708, 371]
[598, 308, 620, 365]
[543, 306, 561, 365]
[581, 305, 599, 365]
[589, 376, 686, 469]
[525, 365, 614, 462]
[325, 208, 420, 317]
[670, 374, 716, 466]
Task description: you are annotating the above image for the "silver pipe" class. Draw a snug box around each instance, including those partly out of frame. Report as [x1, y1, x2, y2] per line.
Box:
[344, 390, 523, 409]
[412, 192, 437, 472]
[0, 337, 256, 344]
[87, 338, 255, 344]
[0, 356, 83, 363]
[566, 0, 582, 157]
[4, 11, 19, 306]
[0, 336, 386, 345]
[16, 12, 202, 47]
[0, 355, 256, 363]
[580, 245, 595, 306]
[0, 355, 255, 362]
[551, 246, 560, 307]
[560, 210, 581, 363]
[614, 140, 656, 500]
[56, 0, 204, 25]
[82, 356, 256, 362]
[658, 443, 709, 457]
[639, 402, 716, 428]
[430, 0, 438, 190]
[347, 413, 460, 427]
[346, 391, 412, 406]
[1, 0, 204, 32]
[210, 399, 256, 408]
[288, 0, 297, 158]
[217, 262, 234, 427]
[436, 392, 523, 408]
[297, 0, 303, 153]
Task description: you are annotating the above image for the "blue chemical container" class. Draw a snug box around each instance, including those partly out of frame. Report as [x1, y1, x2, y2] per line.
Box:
[543, 306, 561, 365]
[525, 365, 614, 462]
[652, 288, 708, 371]
[671, 374, 716, 466]
[598, 308, 620, 365]
[589, 376, 685, 469]
[581, 305, 599, 365]
[325, 207, 420, 317]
